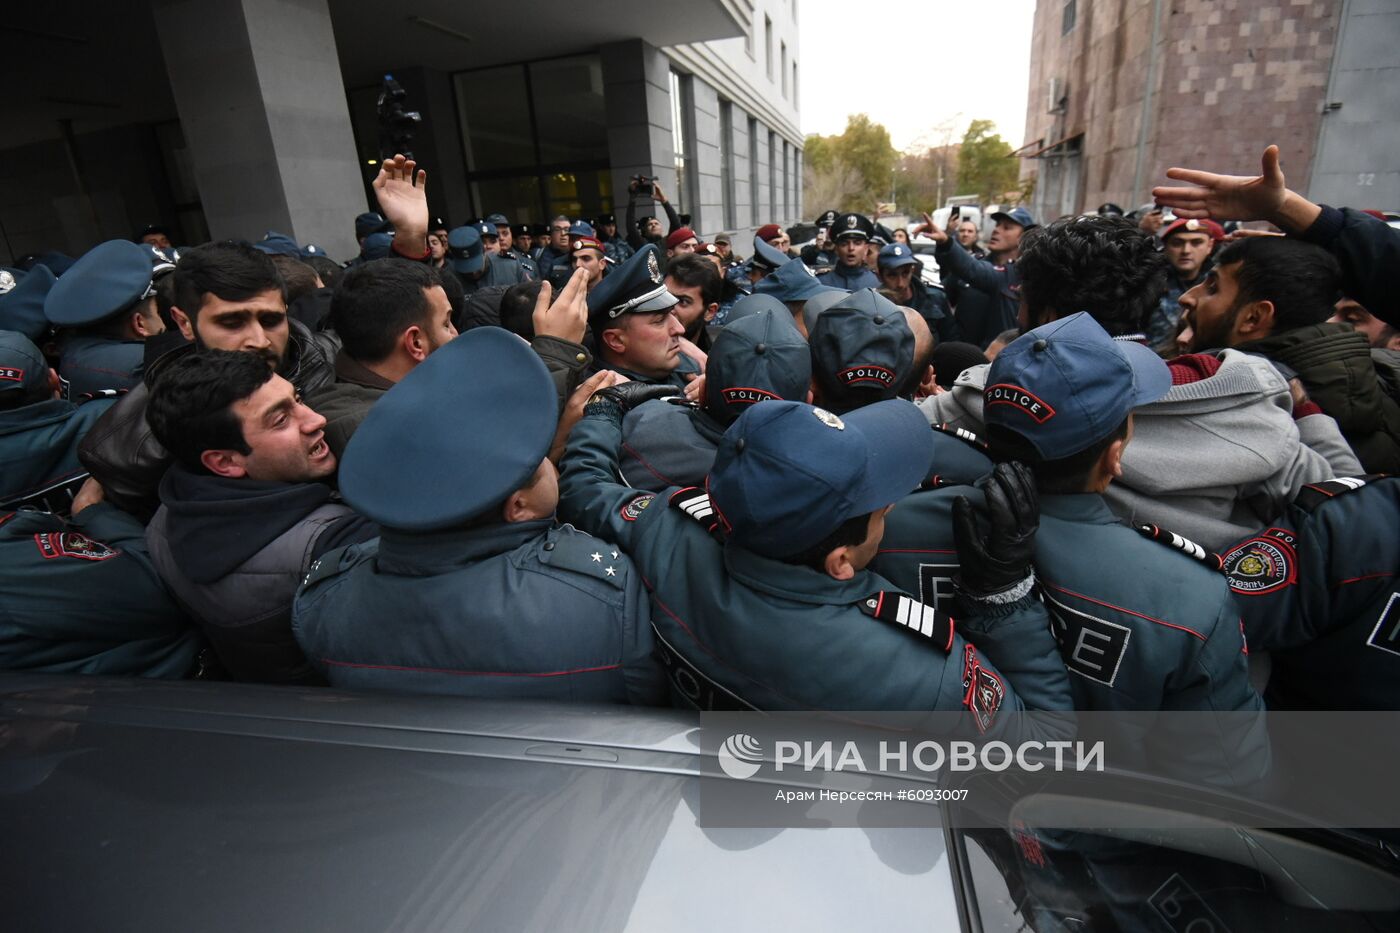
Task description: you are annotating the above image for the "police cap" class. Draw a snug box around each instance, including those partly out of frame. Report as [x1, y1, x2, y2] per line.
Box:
[485, 213, 511, 227]
[253, 232, 302, 258]
[754, 255, 845, 304]
[474, 221, 497, 241]
[511, 224, 531, 238]
[799, 287, 851, 335]
[0, 330, 52, 404]
[339, 327, 557, 532]
[749, 235, 789, 272]
[586, 243, 677, 324]
[815, 209, 840, 228]
[832, 212, 875, 241]
[985, 312, 1171, 459]
[703, 307, 810, 426]
[709, 399, 933, 558]
[594, 213, 617, 227]
[723, 293, 788, 327]
[446, 226, 486, 275]
[361, 232, 395, 261]
[809, 289, 916, 414]
[989, 207, 1037, 230]
[0, 265, 56, 343]
[355, 212, 389, 240]
[876, 242, 919, 269]
[43, 240, 155, 327]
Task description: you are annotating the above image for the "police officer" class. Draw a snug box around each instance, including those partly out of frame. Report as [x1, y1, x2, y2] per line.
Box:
[293, 327, 666, 704]
[569, 234, 609, 294]
[0, 331, 116, 512]
[44, 240, 167, 398]
[801, 209, 840, 269]
[533, 216, 574, 280]
[445, 224, 527, 295]
[512, 223, 533, 257]
[752, 247, 846, 339]
[816, 212, 881, 290]
[0, 496, 201, 677]
[586, 244, 701, 388]
[808, 290, 917, 413]
[619, 306, 810, 491]
[594, 213, 635, 265]
[984, 313, 1268, 786]
[557, 384, 1072, 736]
[1221, 474, 1400, 709]
[487, 212, 540, 281]
[877, 241, 958, 344]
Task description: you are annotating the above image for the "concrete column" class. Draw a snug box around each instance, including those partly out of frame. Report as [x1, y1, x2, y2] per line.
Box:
[153, 0, 364, 259]
[690, 78, 723, 237]
[600, 39, 675, 236]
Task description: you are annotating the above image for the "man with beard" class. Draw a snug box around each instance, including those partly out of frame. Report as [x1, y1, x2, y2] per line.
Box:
[1145, 217, 1224, 349]
[145, 349, 375, 684]
[662, 254, 721, 352]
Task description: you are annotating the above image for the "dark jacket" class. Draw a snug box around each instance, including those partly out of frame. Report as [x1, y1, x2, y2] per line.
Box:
[0, 396, 115, 512]
[934, 239, 1020, 350]
[1237, 322, 1400, 473]
[307, 351, 393, 459]
[145, 465, 375, 685]
[619, 398, 726, 491]
[76, 318, 336, 521]
[56, 334, 144, 398]
[1297, 206, 1400, 330]
[1222, 474, 1399, 710]
[907, 278, 959, 344]
[293, 520, 666, 704]
[0, 503, 201, 677]
[815, 263, 881, 291]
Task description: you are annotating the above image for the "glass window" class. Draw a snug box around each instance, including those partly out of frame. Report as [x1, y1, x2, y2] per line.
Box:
[530, 55, 608, 166]
[544, 169, 612, 221]
[456, 66, 535, 172]
[781, 43, 788, 98]
[669, 70, 695, 216]
[765, 16, 774, 79]
[768, 130, 777, 218]
[1062, 0, 1077, 35]
[471, 175, 543, 226]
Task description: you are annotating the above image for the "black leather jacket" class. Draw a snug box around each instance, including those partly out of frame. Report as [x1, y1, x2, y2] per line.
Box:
[77, 319, 335, 521]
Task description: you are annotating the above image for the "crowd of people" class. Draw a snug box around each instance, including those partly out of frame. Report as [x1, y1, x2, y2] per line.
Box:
[1, 144, 1397, 764]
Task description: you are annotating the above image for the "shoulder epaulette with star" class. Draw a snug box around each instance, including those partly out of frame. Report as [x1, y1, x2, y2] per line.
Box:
[1136, 523, 1224, 572]
[1294, 475, 1388, 513]
[859, 590, 955, 653]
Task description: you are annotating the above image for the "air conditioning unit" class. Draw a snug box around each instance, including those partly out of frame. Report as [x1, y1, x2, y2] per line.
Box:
[1047, 78, 1067, 114]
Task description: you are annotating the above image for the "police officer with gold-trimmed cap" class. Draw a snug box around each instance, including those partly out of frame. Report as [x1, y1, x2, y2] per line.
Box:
[586, 244, 701, 389]
[293, 326, 666, 704]
[44, 240, 167, 398]
[817, 212, 881, 290]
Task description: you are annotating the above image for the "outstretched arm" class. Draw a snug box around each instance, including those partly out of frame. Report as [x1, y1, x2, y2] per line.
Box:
[1152, 145, 1321, 233]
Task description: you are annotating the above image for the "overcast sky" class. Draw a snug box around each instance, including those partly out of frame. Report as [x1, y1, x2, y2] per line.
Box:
[798, 0, 1037, 152]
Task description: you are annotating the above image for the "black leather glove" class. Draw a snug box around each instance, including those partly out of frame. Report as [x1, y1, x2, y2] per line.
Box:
[953, 461, 1039, 598]
[583, 382, 683, 419]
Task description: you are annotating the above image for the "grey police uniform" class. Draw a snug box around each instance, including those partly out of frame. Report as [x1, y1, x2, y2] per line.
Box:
[1222, 474, 1400, 710]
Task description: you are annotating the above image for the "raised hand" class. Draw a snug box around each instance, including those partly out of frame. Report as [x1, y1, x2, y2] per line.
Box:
[1154, 145, 1288, 224]
[532, 268, 589, 345]
[373, 153, 428, 256]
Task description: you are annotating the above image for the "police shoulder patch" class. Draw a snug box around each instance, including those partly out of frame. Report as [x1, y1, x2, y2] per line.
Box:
[33, 531, 119, 562]
[1136, 524, 1225, 572]
[1294, 475, 1385, 513]
[961, 644, 1005, 734]
[620, 493, 656, 522]
[1221, 527, 1298, 595]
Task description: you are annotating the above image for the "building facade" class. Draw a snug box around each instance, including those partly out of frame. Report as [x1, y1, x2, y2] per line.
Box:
[1, 0, 803, 264]
[1018, 0, 1399, 221]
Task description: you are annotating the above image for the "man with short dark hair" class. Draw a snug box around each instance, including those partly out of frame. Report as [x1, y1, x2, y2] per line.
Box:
[308, 260, 458, 457]
[77, 240, 338, 520]
[144, 350, 375, 685]
[593, 213, 634, 265]
[923, 207, 1034, 349]
[663, 254, 721, 350]
[569, 235, 609, 293]
[1179, 235, 1400, 471]
[534, 215, 574, 280]
[1145, 217, 1224, 348]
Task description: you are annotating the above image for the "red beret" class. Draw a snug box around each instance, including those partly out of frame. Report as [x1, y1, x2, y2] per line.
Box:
[756, 224, 783, 242]
[665, 227, 698, 250]
[570, 235, 605, 254]
[1161, 218, 1225, 242]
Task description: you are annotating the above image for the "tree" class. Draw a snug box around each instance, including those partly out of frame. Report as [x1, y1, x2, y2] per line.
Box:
[802, 114, 898, 213]
[956, 119, 1022, 205]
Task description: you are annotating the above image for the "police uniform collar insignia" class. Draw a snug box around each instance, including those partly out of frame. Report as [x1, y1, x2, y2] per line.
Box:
[813, 407, 845, 430]
[647, 251, 662, 283]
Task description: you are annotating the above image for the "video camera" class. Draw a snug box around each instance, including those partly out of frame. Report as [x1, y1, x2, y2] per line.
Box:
[631, 174, 656, 197]
[377, 74, 422, 160]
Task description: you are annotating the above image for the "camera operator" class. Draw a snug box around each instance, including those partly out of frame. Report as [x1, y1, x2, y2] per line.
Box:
[625, 175, 682, 252]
